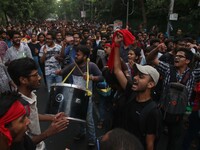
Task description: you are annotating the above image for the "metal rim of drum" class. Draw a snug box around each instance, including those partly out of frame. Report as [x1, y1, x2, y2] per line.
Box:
[50, 83, 86, 91]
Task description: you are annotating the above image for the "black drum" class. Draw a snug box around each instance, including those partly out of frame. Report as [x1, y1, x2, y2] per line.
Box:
[46, 83, 89, 122]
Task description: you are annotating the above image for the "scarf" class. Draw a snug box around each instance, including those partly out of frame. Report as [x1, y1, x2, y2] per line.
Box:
[107, 29, 135, 70]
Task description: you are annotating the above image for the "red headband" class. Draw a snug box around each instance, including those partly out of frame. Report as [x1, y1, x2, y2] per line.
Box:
[0, 100, 26, 146]
[105, 43, 112, 48]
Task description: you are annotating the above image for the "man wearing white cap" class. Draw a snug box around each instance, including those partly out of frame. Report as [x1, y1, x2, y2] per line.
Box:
[112, 30, 162, 150]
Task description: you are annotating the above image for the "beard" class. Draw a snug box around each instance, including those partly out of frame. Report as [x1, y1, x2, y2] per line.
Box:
[75, 58, 84, 65]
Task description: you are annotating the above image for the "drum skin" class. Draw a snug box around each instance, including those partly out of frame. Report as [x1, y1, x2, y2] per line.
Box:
[46, 83, 89, 122]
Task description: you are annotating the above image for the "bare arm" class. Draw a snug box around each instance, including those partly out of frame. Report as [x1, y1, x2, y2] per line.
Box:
[146, 134, 156, 150]
[40, 45, 47, 64]
[39, 114, 54, 122]
[60, 41, 67, 58]
[146, 43, 166, 65]
[113, 33, 128, 90]
[32, 113, 69, 144]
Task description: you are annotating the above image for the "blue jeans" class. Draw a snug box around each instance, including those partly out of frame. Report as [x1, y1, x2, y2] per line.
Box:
[46, 74, 62, 92]
[33, 56, 42, 76]
[79, 98, 96, 142]
[98, 94, 107, 122]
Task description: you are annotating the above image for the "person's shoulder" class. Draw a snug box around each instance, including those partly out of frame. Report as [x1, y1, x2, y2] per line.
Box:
[7, 46, 13, 51]
[147, 101, 161, 116]
[55, 43, 62, 49]
[0, 40, 7, 45]
[0, 133, 9, 150]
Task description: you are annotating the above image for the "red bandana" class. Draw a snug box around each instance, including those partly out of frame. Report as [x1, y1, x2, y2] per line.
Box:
[0, 100, 26, 146]
[105, 43, 112, 48]
[107, 29, 135, 70]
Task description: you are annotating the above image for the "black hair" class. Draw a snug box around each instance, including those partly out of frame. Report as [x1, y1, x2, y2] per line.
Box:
[10, 31, 21, 39]
[149, 32, 156, 37]
[0, 30, 6, 34]
[150, 38, 160, 46]
[0, 92, 21, 117]
[174, 38, 184, 44]
[38, 32, 45, 38]
[7, 57, 38, 86]
[56, 31, 62, 35]
[176, 47, 193, 61]
[73, 32, 81, 38]
[46, 32, 55, 40]
[100, 128, 144, 150]
[129, 45, 141, 58]
[76, 45, 90, 58]
[82, 29, 89, 33]
[165, 39, 174, 46]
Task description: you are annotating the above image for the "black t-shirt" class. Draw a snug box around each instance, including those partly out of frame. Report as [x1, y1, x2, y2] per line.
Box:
[159, 52, 174, 65]
[124, 82, 161, 148]
[28, 42, 41, 56]
[10, 134, 36, 150]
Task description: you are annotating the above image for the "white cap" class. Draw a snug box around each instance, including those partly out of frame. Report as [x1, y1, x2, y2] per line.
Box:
[135, 64, 160, 85]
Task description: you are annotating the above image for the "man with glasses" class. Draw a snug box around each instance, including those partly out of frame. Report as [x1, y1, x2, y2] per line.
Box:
[7, 57, 69, 150]
[3, 31, 33, 66]
[147, 45, 200, 150]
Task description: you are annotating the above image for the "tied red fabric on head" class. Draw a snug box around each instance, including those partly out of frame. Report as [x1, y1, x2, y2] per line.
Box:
[105, 43, 112, 48]
[0, 100, 26, 146]
[107, 29, 135, 70]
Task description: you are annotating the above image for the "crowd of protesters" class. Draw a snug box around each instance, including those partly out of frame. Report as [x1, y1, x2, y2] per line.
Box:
[0, 20, 200, 150]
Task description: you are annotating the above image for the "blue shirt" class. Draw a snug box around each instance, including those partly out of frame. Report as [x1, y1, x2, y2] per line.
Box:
[64, 45, 76, 64]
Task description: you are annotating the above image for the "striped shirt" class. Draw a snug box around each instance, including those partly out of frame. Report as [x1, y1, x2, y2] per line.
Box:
[157, 61, 200, 101]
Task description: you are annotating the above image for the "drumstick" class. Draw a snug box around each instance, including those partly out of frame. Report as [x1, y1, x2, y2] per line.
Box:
[71, 57, 84, 75]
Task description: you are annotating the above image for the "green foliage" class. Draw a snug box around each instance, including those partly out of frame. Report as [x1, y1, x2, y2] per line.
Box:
[0, 0, 57, 24]
[0, 0, 199, 31]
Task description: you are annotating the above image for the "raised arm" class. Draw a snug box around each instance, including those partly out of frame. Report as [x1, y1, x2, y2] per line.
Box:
[146, 43, 167, 65]
[113, 32, 128, 90]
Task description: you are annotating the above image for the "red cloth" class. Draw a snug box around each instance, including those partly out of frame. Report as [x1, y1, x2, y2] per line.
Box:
[0, 100, 26, 146]
[105, 43, 112, 48]
[107, 29, 135, 70]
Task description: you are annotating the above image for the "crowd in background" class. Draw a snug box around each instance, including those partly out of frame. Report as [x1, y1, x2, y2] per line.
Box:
[0, 20, 200, 150]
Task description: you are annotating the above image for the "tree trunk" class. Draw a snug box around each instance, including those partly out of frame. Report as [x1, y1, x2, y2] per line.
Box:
[3, 10, 9, 25]
[139, 0, 147, 29]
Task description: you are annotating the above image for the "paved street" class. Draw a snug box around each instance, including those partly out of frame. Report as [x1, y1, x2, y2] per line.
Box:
[36, 82, 105, 150]
[35, 81, 196, 150]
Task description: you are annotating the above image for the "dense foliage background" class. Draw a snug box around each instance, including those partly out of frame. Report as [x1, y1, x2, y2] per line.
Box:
[0, 0, 199, 33]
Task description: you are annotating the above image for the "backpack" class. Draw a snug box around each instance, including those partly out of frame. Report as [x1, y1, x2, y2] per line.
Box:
[96, 80, 111, 97]
[139, 101, 162, 139]
[159, 66, 191, 122]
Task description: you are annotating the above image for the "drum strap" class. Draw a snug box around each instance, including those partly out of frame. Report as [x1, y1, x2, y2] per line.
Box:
[62, 66, 76, 83]
[86, 58, 92, 96]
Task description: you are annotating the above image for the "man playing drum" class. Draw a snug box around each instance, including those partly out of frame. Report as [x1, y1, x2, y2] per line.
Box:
[57, 45, 104, 146]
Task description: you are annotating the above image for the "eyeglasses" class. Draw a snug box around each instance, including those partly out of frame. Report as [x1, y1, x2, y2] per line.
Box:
[175, 55, 186, 59]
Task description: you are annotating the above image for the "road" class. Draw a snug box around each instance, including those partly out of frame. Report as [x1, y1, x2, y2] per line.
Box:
[35, 81, 197, 150]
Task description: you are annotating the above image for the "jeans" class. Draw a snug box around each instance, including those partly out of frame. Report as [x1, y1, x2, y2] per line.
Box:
[46, 74, 62, 92]
[79, 98, 96, 142]
[33, 56, 42, 76]
[98, 94, 107, 122]
[182, 111, 200, 150]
